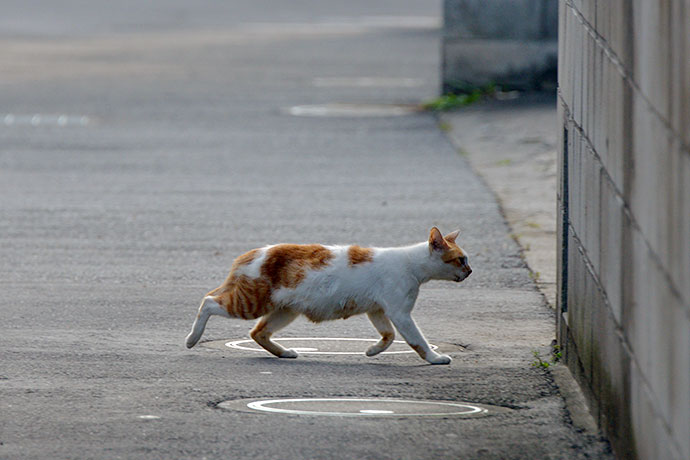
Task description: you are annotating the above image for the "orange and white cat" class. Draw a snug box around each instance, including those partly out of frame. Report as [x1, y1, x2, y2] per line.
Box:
[185, 227, 471, 364]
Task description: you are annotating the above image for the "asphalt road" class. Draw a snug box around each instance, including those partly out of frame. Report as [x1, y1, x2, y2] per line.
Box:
[1, 2, 612, 459]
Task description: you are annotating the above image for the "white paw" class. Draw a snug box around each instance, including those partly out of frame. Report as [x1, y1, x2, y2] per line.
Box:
[366, 345, 383, 357]
[279, 349, 299, 359]
[185, 334, 198, 349]
[428, 353, 452, 365]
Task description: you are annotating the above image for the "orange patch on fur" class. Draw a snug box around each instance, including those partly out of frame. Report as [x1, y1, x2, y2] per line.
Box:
[342, 298, 359, 319]
[348, 245, 374, 266]
[212, 275, 272, 320]
[411, 343, 427, 359]
[231, 248, 260, 270]
[261, 244, 334, 288]
[380, 331, 394, 342]
[441, 242, 466, 266]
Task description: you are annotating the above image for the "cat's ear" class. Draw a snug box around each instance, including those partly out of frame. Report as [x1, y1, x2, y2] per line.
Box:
[445, 229, 460, 243]
[429, 227, 448, 252]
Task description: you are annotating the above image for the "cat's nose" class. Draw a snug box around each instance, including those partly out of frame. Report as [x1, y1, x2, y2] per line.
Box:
[466, 268, 472, 276]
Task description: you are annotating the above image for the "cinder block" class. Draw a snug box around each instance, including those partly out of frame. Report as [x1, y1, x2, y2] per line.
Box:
[669, 296, 690, 460]
[569, 6, 578, 112]
[626, 227, 652, 376]
[567, 231, 584, 344]
[585, 148, 602, 275]
[572, 22, 581, 126]
[597, 303, 633, 454]
[677, 151, 690, 304]
[557, 105, 567, 200]
[605, 60, 625, 193]
[590, 44, 599, 155]
[566, 228, 579, 310]
[572, 133, 583, 238]
[618, 202, 635, 331]
[597, 49, 610, 165]
[632, 1, 671, 121]
[599, 178, 623, 323]
[568, 129, 579, 232]
[578, 270, 601, 390]
[595, 0, 610, 43]
[609, 0, 632, 70]
[581, 31, 590, 137]
[670, 0, 689, 147]
[657, 134, 680, 277]
[629, 92, 678, 270]
[631, 365, 658, 460]
[628, 94, 657, 240]
[582, 147, 592, 259]
[586, 32, 595, 142]
[567, 6, 576, 109]
[647, 264, 674, 422]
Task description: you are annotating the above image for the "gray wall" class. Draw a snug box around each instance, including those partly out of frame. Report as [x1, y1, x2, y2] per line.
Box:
[441, 0, 558, 92]
[557, 1, 689, 459]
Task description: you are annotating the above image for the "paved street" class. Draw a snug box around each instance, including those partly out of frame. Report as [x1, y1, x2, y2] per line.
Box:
[1, 2, 611, 459]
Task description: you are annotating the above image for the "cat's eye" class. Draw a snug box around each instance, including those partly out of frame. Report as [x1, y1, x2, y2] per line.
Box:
[458, 256, 467, 265]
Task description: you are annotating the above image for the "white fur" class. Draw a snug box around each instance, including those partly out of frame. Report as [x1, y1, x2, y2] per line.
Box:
[185, 296, 229, 348]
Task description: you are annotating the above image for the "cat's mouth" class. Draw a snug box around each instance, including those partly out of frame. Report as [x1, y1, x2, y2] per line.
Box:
[454, 275, 463, 282]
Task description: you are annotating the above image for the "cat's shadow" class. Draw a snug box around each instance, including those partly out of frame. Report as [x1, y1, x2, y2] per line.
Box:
[240, 356, 432, 370]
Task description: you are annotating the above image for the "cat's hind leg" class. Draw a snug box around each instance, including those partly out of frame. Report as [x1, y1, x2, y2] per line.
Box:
[365, 309, 395, 356]
[250, 309, 299, 358]
[185, 296, 230, 348]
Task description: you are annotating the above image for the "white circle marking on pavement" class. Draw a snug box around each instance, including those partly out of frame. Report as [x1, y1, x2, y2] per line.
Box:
[241, 398, 487, 417]
[285, 103, 420, 117]
[224, 337, 438, 355]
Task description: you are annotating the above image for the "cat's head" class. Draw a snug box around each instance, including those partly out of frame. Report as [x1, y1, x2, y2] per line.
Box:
[428, 227, 472, 282]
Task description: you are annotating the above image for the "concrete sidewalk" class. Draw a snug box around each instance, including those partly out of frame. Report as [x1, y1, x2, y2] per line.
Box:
[442, 94, 559, 311]
[1, 2, 611, 458]
[441, 94, 609, 440]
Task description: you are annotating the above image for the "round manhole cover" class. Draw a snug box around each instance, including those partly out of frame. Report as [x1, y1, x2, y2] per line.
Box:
[217, 398, 508, 418]
[221, 337, 438, 355]
[284, 103, 422, 117]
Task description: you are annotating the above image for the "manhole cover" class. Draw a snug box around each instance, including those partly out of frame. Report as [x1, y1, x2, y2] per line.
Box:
[219, 337, 438, 355]
[217, 398, 508, 418]
[284, 103, 422, 117]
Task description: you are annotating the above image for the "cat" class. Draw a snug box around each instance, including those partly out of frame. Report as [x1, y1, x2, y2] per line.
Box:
[185, 227, 471, 365]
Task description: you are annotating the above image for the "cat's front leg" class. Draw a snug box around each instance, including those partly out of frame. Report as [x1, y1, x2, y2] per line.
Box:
[387, 312, 451, 365]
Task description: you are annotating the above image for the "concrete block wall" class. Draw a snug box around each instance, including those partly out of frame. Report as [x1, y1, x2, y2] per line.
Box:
[441, 0, 558, 92]
[557, 1, 689, 459]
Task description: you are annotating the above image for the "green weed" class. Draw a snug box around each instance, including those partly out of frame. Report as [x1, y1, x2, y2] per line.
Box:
[423, 83, 496, 112]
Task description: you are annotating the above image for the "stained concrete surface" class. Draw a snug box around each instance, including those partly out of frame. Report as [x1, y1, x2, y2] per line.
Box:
[1, 2, 611, 459]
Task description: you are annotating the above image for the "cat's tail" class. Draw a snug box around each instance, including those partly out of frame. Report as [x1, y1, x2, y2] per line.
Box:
[185, 296, 229, 348]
